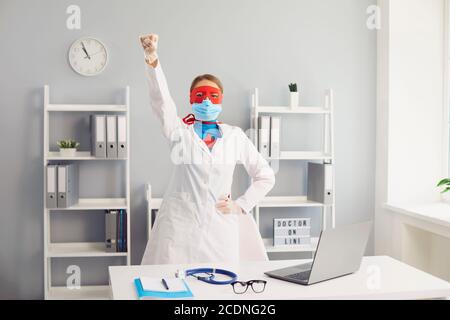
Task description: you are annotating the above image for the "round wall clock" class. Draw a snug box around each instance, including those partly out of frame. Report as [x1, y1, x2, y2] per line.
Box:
[68, 37, 108, 76]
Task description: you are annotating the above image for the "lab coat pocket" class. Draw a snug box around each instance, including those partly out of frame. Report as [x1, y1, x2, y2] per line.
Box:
[165, 192, 201, 227]
[158, 193, 202, 261]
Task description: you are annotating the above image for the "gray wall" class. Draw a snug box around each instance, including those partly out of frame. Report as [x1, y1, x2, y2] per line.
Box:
[0, 0, 376, 299]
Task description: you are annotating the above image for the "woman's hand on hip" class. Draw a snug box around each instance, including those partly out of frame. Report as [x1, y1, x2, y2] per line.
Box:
[140, 33, 159, 67]
[216, 195, 243, 215]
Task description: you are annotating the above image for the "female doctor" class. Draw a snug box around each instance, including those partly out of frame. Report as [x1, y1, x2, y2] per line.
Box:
[140, 34, 275, 265]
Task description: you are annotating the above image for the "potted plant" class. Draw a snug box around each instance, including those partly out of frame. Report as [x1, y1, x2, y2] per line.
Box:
[437, 178, 450, 203]
[288, 83, 299, 109]
[57, 139, 80, 157]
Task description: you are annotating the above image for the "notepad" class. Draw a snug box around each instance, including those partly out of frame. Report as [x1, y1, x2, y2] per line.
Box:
[134, 277, 194, 299]
[140, 277, 187, 293]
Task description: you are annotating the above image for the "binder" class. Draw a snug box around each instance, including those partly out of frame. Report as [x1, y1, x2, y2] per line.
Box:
[117, 115, 127, 159]
[258, 116, 270, 158]
[307, 162, 333, 205]
[105, 210, 118, 252]
[121, 210, 128, 252]
[117, 209, 126, 252]
[57, 163, 79, 208]
[106, 115, 117, 158]
[90, 115, 106, 158]
[117, 210, 122, 252]
[46, 165, 57, 208]
[269, 117, 281, 158]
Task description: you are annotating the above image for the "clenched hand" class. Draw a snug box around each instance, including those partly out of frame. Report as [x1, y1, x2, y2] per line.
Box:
[140, 33, 159, 67]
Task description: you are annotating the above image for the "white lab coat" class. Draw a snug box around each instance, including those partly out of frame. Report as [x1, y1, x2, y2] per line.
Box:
[141, 62, 275, 265]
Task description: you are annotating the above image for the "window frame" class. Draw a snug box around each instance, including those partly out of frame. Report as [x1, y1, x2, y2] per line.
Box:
[445, 0, 450, 183]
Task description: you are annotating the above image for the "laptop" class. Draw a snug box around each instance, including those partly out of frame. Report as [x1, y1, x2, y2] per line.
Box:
[264, 221, 372, 285]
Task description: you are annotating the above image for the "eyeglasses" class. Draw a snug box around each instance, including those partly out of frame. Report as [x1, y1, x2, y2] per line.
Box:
[231, 280, 267, 294]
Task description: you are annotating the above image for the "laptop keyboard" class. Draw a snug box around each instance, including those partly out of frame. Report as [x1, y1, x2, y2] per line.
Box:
[297, 262, 313, 271]
[287, 271, 311, 281]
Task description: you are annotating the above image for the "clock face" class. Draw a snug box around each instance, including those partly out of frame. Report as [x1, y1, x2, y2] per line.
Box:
[68, 37, 108, 76]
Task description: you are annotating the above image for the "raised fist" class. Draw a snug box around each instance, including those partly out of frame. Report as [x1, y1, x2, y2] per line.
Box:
[140, 34, 159, 65]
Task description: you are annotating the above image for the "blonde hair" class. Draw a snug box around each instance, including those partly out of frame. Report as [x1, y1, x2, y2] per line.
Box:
[190, 74, 224, 93]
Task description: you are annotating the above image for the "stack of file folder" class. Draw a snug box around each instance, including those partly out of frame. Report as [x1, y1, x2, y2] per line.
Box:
[105, 209, 127, 253]
[90, 114, 127, 159]
[46, 163, 79, 208]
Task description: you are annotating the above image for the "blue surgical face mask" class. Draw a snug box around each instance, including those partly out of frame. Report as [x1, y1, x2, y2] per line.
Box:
[192, 99, 222, 121]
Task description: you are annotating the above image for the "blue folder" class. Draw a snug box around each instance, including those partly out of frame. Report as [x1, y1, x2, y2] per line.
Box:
[134, 278, 194, 299]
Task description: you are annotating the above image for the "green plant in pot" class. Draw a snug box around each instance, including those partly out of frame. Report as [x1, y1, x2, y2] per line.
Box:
[437, 178, 450, 203]
[57, 139, 80, 157]
[288, 83, 299, 109]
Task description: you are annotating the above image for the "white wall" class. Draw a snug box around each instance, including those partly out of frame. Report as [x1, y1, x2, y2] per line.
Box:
[375, 0, 449, 275]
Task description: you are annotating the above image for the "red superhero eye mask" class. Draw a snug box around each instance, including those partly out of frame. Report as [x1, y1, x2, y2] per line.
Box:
[190, 86, 223, 104]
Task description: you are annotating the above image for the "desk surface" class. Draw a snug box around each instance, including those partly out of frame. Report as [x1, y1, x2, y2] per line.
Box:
[109, 256, 450, 300]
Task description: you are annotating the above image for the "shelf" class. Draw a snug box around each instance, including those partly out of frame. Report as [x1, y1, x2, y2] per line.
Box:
[263, 237, 319, 253]
[47, 285, 111, 300]
[46, 104, 127, 112]
[46, 151, 127, 161]
[258, 196, 324, 208]
[149, 198, 163, 210]
[48, 198, 127, 211]
[267, 151, 332, 160]
[256, 106, 330, 114]
[48, 242, 128, 257]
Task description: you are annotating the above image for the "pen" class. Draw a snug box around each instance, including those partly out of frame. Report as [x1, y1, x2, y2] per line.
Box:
[161, 278, 169, 290]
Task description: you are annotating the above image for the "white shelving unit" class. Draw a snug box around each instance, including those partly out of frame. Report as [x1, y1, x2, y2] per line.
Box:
[259, 196, 324, 208]
[250, 88, 336, 255]
[43, 85, 131, 300]
[47, 198, 127, 211]
[47, 285, 111, 300]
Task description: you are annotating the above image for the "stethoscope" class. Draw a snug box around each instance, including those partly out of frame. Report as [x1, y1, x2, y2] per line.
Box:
[176, 268, 238, 285]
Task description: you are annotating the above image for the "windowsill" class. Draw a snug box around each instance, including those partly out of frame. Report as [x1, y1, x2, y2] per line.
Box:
[384, 202, 450, 230]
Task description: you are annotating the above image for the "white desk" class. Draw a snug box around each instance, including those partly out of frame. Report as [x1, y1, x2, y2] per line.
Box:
[109, 256, 450, 300]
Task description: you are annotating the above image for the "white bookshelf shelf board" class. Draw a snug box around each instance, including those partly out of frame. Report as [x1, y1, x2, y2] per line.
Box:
[149, 198, 163, 210]
[48, 242, 128, 258]
[268, 151, 332, 161]
[263, 237, 320, 253]
[259, 196, 324, 208]
[48, 198, 127, 211]
[47, 285, 111, 300]
[256, 106, 331, 114]
[43, 85, 131, 300]
[46, 151, 127, 161]
[46, 104, 127, 112]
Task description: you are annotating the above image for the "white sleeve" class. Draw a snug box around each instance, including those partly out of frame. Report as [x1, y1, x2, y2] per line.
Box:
[234, 129, 276, 214]
[145, 62, 182, 140]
